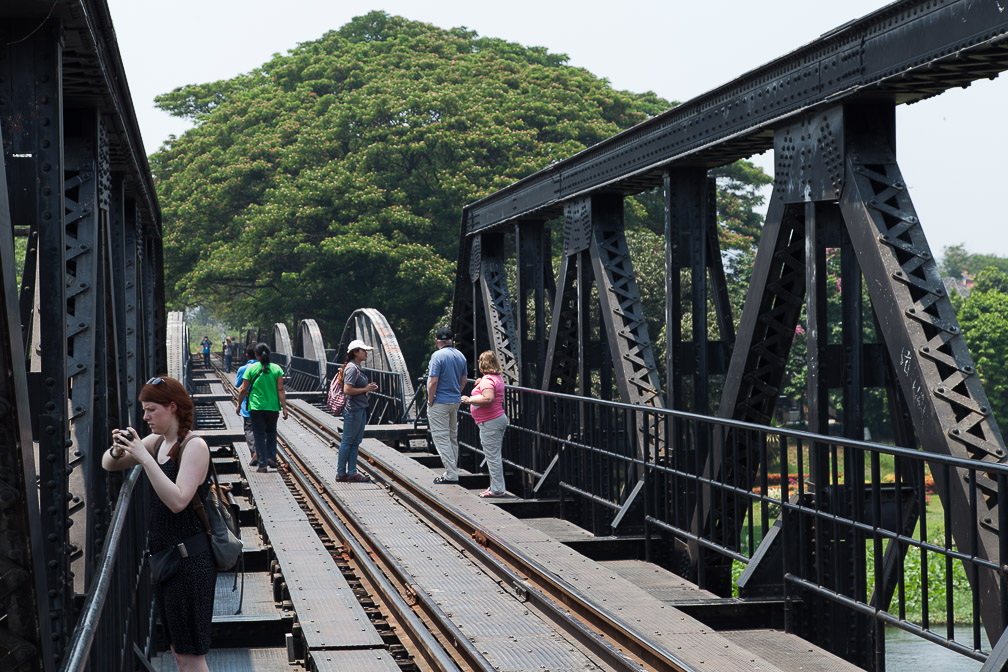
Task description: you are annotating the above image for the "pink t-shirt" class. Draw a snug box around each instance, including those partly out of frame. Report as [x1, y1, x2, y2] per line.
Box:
[470, 374, 505, 424]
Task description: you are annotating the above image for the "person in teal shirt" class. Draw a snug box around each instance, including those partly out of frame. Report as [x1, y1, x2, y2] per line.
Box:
[234, 344, 258, 464]
[235, 343, 287, 473]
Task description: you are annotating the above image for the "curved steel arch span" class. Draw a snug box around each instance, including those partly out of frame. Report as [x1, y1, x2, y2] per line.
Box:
[336, 308, 416, 403]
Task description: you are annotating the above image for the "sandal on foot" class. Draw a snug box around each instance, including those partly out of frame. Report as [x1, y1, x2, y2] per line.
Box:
[479, 489, 506, 498]
[433, 476, 459, 485]
[346, 473, 370, 483]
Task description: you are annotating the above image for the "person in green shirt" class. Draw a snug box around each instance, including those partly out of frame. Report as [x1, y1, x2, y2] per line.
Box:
[235, 343, 288, 473]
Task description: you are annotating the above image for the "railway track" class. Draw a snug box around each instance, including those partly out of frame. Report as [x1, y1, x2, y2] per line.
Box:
[207, 364, 692, 672]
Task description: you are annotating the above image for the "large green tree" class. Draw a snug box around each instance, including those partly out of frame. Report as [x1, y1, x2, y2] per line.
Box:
[153, 11, 672, 367]
[154, 11, 772, 373]
[958, 267, 1008, 429]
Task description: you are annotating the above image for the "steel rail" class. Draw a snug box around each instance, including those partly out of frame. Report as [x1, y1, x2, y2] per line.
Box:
[212, 365, 468, 672]
[283, 398, 692, 672]
[278, 444, 469, 672]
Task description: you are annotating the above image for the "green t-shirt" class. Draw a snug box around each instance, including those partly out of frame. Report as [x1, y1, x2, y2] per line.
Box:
[243, 362, 283, 411]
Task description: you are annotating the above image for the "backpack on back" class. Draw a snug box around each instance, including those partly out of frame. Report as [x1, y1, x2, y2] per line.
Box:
[327, 366, 346, 415]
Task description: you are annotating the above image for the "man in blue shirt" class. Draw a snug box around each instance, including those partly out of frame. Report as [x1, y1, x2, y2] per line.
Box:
[427, 327, 468, 483]
[235, 345, 260, 465]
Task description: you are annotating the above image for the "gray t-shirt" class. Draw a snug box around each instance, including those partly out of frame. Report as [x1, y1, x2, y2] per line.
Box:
[342, 362, 370, 413]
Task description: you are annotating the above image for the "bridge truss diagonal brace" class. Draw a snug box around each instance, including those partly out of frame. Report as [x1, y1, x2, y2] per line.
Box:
[475, 234, 521, 384]
[585, 195, 663, 408]
[541, 251, 583, 395]
[0, 116, 56, 672]
[840, 131, 1007, 640]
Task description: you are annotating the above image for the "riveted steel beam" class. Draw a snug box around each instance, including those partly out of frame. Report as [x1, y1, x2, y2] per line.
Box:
[0, 111, 56, 672]
[1, 20, 75, 662]
[587, 195, 662, 408]
[839, 105, 1006, 641]
[515, 222, 552, 388]
[464, 0, 1008, 235]
[476, 234, 521, 384]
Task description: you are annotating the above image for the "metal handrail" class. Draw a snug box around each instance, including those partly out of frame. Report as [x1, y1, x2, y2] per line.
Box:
[61, 465, 143, 672]
[502, 383, 1008, 475]
[452, 382, 1007, 665]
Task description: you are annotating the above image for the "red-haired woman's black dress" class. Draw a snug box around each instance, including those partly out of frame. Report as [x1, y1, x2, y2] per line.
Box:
[149, 457, 216, 655]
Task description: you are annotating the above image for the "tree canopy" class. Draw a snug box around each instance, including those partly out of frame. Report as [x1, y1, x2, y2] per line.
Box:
[957, 267, 1008, 430]
[152, 10, 766, 370]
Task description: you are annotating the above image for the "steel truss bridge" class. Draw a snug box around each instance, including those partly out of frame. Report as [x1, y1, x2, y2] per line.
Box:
[2, 0, 1008, 670]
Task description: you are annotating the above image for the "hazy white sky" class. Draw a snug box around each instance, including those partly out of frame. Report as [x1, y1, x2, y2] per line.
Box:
[106, 0, 1007, 259]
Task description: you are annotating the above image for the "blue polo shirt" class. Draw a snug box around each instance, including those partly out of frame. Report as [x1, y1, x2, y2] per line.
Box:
[428, 346, 467, 403]
[235, 360, 256, 417]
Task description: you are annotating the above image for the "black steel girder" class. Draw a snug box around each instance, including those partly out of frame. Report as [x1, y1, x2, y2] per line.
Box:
[839, 106, 1007, 641]
[462, 0, 1008, 235]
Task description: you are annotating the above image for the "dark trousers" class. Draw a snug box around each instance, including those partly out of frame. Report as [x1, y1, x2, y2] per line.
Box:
[224, 354, 232, 372]
[249, 409, 279, 466]
[203, 352, 210, 367]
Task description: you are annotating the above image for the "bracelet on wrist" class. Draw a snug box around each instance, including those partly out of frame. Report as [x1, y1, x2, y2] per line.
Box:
[110, 446, 123, 459]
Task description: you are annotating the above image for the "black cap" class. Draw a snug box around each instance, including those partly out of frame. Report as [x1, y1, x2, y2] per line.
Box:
[435, 327, 454, 341]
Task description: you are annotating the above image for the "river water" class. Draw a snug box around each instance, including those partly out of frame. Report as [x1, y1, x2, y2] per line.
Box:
[886, 625, 988, 671]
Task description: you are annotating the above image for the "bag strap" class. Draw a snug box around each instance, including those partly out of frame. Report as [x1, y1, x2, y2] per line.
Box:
[174, 433, 218, 536]
[248, 362, 267, 392]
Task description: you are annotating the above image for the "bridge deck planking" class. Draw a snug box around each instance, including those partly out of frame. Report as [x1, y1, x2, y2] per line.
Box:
[359, 437, 863, 672]
[213, 571, 278, 623]
[277, 418, 617, 672]
[232, 440, 385, 652]
[153, 647, 290, 671]
[214, 400, 246, 431]
[309, 648, 403, 672]
[600, 559, 720, 604]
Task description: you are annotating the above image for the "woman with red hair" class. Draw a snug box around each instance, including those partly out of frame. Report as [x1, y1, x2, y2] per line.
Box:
[103, 375, 214, 672]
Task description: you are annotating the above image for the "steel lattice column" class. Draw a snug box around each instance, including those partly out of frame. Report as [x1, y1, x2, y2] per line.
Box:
[1, 20, 74, 662]
[515, 222, 552, 388]
[0, 115, 56, 672]
[700, 193, 806, 592]
[587, 195, 662, 408]
[64, 109, 107, 591]
[839, 105, 1007, 642]
[475, 233, 520, 384]
[664, 168, 734, 413]
[542, 202, 592, 396]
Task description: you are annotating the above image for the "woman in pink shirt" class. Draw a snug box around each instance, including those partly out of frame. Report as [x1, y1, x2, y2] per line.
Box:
[461, 351, 508, 497]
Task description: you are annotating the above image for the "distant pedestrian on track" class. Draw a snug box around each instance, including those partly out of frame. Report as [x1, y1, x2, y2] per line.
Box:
[200, 336, 211, 368]
[235, 343, 287, 473]
[223, 336, 234, 373]
[461, 350, 508, 498]
[102, 376, 214, 672]
[336, 338, 378, 483]
[427, 327, 467, 484]
[235, 344, 258, 465]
